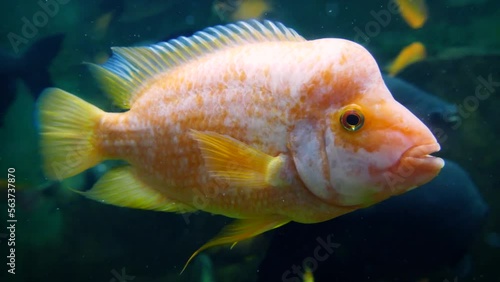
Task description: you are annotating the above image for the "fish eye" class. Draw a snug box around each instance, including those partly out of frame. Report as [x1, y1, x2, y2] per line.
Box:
[340, 109, 364, 131]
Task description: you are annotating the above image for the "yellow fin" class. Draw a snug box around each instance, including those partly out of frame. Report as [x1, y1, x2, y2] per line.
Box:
[79, 166, 196, 213]
[189, 130, 288, 189]
[88, 20, 304, 109]
[38, 88, 105, 180]
[182, 216, 290, 273]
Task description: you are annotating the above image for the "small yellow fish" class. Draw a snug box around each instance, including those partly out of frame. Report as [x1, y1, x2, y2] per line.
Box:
[395, 0, 428, 29]
[93, 11, 115, 40]
[213, 0, 271, 21]
[303, 266, 315, 282]
[0, 179, 29, 191]
[387, 41, 427, 76]
[38, 21, 443, 271]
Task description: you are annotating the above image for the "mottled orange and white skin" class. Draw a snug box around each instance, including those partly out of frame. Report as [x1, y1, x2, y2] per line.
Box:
[38, 21, 443, 268]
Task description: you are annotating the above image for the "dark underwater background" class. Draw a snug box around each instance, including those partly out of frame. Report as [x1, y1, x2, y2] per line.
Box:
[0, 0, 499, 281]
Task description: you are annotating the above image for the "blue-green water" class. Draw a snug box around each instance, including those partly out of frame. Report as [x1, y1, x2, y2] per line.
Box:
[0, 0, 499, 281]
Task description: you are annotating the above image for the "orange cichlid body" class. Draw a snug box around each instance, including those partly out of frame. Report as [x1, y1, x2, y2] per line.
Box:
[38, 21, 443, 270]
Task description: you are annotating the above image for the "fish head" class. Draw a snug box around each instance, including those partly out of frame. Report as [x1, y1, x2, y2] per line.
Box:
[290, 39, 444, 208]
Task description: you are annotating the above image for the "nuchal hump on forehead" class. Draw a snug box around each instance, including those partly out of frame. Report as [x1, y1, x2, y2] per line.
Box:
[293, 38, 387, 110]
[36, 20, 443, 271]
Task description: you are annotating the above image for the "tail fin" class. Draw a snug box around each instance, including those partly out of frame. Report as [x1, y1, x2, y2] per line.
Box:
[38, 88, 105, 180]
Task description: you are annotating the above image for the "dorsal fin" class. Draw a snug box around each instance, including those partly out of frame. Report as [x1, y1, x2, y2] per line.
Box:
[88, 20, 305, 109]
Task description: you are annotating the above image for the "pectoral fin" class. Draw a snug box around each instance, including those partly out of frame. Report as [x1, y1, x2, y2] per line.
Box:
[181, 216, 290, 273]
[189, 130, 289, 188]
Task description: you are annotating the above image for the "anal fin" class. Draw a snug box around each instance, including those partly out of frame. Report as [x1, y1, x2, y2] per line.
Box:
[181, 216, 290, 273]
[78, 166, 196, 213]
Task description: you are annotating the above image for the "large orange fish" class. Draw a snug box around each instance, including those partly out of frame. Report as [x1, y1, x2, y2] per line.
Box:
[38, 20, 444, 270]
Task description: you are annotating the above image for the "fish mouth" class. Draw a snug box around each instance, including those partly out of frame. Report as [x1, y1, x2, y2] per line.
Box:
[401, 143, 445, 170]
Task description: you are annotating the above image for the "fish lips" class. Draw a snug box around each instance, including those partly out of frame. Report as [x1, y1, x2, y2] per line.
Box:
[397, 143, 445, 186]
[402, 143, 444, 167]
[383, 143, 444, 196]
